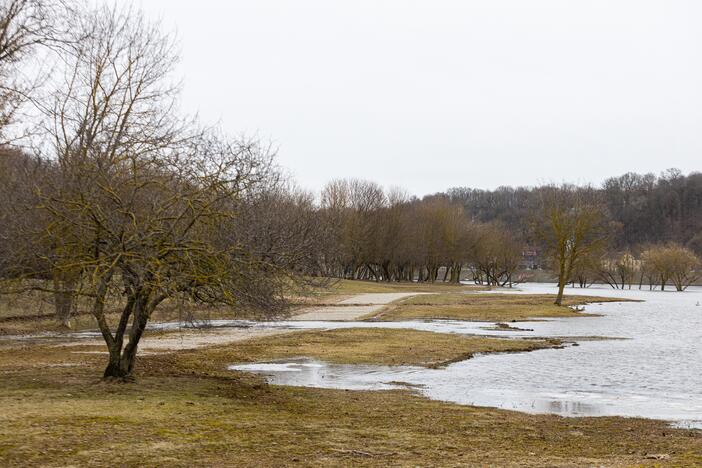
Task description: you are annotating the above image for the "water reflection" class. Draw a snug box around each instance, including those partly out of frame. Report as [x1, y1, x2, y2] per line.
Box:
[229, 358, 416, 391]
[228, 284, 702, 429]
[6, 283, 701, 428]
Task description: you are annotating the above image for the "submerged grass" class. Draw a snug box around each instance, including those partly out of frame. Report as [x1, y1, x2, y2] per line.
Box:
[370, 293, 631, 322]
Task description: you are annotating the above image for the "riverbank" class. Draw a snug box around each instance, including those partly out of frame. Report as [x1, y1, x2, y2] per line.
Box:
[0, 332, 700, 466]
[1, 281, 700, 466]
[167, 328, 563, 369]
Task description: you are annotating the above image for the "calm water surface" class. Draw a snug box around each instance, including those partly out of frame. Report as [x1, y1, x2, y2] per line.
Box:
[230, 284, 702, 428]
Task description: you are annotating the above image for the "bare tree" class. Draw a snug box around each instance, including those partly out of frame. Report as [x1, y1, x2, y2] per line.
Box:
[641, 243, 700, 291]
[0, 147, 49, 278]
[9, 4, 285, 380]
[593, 251, 639, 290]
[0, 0, 69, 142]
[534, 186, 609, 305]
[320, 179, 386, 280]
[231, 181, 329, 293]
[469, 222, 522, 287]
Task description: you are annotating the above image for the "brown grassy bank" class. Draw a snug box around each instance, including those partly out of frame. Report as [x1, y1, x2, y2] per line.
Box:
[369, 293, 632, 322]
[166, 327, 561, 370]
[315, 278, 488, 296]
[0, 337, 699, 467]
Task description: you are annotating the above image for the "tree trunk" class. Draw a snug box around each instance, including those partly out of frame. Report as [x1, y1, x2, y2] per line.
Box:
[555, 279, 566, 305]
[53, 272, 78, 328]
[554, 252, 570, 305]
[102, 292, 158, 381]
[103, 346, 132, 379]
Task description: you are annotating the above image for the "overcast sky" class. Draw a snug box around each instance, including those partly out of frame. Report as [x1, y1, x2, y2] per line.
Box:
[138, 0, 702, 196]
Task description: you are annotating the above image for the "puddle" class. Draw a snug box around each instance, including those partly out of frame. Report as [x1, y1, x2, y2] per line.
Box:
[229, 358, 420, 391]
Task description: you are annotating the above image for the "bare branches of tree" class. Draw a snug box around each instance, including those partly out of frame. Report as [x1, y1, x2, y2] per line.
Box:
[0, 3, 306, 380]
[0, 0, 69, 143]
[641, 244, 700, 291]
[318, 180, 524, 285]
[533, 186, 609, 305]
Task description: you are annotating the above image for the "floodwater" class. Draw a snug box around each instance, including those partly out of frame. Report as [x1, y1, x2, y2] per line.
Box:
[5, 283, 700, 427]
[229, 284, 702, 428]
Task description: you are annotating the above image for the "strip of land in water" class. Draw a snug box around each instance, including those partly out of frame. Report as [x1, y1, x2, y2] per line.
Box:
[367, 292, 633, 322]
[169, 328, 563, 369]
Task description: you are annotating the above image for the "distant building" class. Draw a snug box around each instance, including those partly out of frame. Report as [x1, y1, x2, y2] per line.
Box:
[520, 248, 540, 269]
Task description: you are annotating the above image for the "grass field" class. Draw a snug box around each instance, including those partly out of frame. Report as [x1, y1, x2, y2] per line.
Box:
[168, 327, 562, 369]
[0, 329, 699, 467]
[1, 280, 698, 466]
[369, 292, 631, 322]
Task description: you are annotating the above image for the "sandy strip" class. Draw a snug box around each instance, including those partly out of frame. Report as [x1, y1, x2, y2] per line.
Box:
[68, 328, 292, 354]
[13, 292, 425, 353]
[290, 292, 423, 321]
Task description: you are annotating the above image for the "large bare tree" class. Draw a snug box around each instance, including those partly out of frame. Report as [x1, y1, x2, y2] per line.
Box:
[534, 186, 609, 305]
[21, 4, 282, 379]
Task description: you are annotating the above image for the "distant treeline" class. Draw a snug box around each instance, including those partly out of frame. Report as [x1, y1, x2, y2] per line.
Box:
[442, 168, 702, 255]
[318, 179, 522, 286]
[316, 175, 701, 296]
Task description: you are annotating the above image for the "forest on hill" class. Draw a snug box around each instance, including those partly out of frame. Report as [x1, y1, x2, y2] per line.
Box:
[442, 168, 702, 255]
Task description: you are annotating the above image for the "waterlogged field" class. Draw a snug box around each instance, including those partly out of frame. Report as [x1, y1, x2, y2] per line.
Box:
[232, 284, 702, 428]
[1, 282, 701, 466]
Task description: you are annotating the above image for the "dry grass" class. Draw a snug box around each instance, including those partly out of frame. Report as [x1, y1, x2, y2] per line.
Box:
[0, 338, 699, 467]
[0, 279, 485, 335]
[167, 328, 561, 370]
[370, 293, 631, 322]
[0, 304, 242, 336]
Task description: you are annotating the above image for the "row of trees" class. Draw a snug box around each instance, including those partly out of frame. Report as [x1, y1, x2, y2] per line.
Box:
[318, 179, 523, 286]
[316, 178, 699, 306]
[576, 244, 701, 292]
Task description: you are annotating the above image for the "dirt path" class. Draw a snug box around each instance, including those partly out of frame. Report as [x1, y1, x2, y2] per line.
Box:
[289, 292, 423, 321]
[45, 292, 424, 353]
